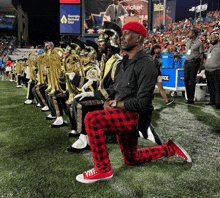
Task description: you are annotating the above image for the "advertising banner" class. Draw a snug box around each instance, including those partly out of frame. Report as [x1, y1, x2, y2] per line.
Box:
[152, 0, 176, 28]
[0, 15, 17, 30]
[84, 0, 148, 34]
[60, 5, 81, 34]
[60, 0, 81, 3]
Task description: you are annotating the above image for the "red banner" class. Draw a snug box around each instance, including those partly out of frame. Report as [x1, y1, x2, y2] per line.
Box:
[60, 0, 80, 3]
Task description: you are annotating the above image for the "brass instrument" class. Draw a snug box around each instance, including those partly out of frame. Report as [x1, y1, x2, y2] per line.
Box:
[45, 49, 52, 92]
[66, 54, 95, 92]
[99, 53, 106, 83]
[26, 53, 37, 99]
[27, 53, 37, 83]
[15, 60, 25, 85]
[36, 53, 47, 87]
[64, 54, 77, 104]
[48, 47, 66, 96]
[83, 46, 97, 65]
[20, 61, 26, 77]
[9, 62, 16, 81]
[70, 43, 81, 55]
[64, 53, 86, 104]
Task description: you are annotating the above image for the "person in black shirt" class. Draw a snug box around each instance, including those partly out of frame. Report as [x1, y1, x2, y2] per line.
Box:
[75, 21, 192, 184]
[150, 44, 175, 106]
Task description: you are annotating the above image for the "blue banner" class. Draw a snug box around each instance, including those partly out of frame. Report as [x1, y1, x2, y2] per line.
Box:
[60, 5, 81, 34]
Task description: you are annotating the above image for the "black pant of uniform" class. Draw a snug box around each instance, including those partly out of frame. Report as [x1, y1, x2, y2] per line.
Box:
[17, 75, 23, 85]
[184, 59, 200, 101]
[205, 69, 220, 107]
[49, 94, 69, 117]
[68, 97, 103, 132]
[32, 86, 47, 107]
[27, 81, 35, 100]
[44, 90, 56, 117]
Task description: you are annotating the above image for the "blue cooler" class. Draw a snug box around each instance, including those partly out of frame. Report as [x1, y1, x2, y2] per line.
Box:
[161, 53, 174, 69]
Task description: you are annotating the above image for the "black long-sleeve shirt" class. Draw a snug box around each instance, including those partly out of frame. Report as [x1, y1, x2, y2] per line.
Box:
[107, 49, 158, 132]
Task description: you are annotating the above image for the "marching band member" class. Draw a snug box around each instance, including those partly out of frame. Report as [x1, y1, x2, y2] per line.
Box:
[65, 28, 122, 153]
[16, 59, 25, 88]
[41, 42, 55, 113]
[49, 43, 72, 128]
[24, 55, 37, 105]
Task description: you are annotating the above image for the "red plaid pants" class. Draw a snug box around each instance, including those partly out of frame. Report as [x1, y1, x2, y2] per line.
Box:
[85, 108, 175, 173]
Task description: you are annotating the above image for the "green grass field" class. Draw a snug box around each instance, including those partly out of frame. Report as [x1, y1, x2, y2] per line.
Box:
[1, 74, 220, 198]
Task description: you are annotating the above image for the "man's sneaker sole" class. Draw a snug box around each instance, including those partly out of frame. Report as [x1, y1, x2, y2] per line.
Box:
[76, 169, 113, 183]
[169, 139, 192, 163]
[166, 100, 175, 106]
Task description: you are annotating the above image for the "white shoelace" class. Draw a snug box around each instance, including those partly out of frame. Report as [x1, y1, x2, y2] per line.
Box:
[85, 168, 97, 177]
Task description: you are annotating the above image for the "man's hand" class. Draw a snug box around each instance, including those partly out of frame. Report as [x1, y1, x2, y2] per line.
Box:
[198, 67, 202, 74]
[74, 92, 94, 101]
[152, 54, 156, 60]
[104, 100, 116, 110]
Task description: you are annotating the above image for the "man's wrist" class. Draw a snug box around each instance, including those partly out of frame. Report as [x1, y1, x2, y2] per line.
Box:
[116, 101, 124, 109]
[111, 101, 118, 108]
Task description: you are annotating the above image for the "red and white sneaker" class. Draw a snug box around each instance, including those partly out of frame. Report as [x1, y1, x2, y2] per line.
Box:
[167, 139, 192, 163]
[76, 168, 113, 183]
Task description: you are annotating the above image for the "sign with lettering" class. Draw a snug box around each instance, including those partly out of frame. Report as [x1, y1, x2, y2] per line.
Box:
[60, 5, 81, 33]
[161, 75, 170, 81]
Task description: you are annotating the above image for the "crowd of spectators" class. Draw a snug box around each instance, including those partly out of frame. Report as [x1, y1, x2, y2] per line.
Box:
[144, 11, 220, 55]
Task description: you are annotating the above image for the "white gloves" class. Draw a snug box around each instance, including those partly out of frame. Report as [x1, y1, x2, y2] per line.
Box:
[81, 79, 94, 92]
[66, 72, 75, 80]
[74, 92, 94, 101]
